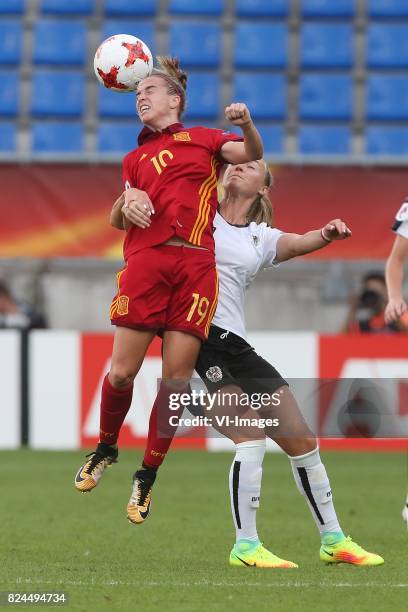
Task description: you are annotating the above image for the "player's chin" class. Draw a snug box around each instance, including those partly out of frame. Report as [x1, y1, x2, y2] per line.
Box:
[139, 110, 153, 122]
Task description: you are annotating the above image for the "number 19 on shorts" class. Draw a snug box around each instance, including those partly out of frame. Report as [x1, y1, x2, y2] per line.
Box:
[186, 293, 209, 326]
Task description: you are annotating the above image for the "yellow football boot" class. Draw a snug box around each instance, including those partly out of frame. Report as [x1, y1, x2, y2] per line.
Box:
[127, 469, 156, 524]
[74, 443, 118, 492]
[320, 536, 384, 566]
[229, 541, 298, 568]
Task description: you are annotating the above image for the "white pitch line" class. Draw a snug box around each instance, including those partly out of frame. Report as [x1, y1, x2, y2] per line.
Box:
[12, 578, 408, 589]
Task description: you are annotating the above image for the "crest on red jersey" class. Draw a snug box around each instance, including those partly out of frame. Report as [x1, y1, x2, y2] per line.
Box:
[117, 295, 129, 316]
[173, 132, 191, 142]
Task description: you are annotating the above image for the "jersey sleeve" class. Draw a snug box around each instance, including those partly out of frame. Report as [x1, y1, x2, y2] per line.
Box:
[122, 152, 137, 190]
[392, 199, 408, 239]
[262, 227, 284, 269]
[206, 128, 244, 157]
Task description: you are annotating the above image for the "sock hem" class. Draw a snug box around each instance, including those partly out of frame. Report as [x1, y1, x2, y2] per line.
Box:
[142, 462, 159, 472]
[235, 439, 266, 449]
[104, 375, 133, 396]
[287, 445, 319, 462]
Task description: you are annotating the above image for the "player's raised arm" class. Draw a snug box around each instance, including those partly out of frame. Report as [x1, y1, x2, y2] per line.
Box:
[385, 234, 408, 322]
[275, 219, 352, 263]
[221, 103, 263, 163]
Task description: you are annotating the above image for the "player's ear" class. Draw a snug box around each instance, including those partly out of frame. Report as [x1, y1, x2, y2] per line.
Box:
[258, 185, 268, 197]
[169, 94, 181, 110]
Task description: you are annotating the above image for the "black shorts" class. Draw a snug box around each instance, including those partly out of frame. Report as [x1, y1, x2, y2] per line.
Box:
[195, 325, 288, 395]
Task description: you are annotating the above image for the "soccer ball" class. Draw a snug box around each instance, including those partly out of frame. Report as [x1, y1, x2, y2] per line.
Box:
[94, 34, 153, 92]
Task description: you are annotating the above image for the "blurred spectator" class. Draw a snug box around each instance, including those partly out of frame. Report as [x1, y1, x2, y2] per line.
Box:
[342, 271, 407, 334]
[0, 280, 47, 330]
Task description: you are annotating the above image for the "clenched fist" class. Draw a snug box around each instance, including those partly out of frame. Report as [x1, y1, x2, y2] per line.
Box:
[225, 103, 252, 127]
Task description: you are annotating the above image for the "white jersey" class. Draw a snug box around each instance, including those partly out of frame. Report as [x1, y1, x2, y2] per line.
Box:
[392, 199, 408, 239]
[211, 211, 283, 340]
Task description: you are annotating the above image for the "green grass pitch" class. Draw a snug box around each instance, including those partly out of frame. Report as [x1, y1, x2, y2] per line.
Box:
[0, 449, 406, 611]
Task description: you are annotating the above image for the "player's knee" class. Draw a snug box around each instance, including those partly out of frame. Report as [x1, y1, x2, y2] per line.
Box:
[163, 366, 194, 383]
[279, 435, 317, 457]
[109, 366, 136, 389]
[292, 437, 317, 456]
[300, 437, 318, 455]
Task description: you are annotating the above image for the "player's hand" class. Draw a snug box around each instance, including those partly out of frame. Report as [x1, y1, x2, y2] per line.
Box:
[123, 188, 154, 228]
[322, 219, 352, 241]
[225, 103, 252, 128]
[385, 297, 408, 323]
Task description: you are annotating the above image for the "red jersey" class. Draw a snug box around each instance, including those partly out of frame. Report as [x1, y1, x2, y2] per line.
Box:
[122, 122, 243, 260]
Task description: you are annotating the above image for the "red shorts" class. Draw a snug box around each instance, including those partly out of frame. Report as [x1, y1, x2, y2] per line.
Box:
[110, 244, 218, 341]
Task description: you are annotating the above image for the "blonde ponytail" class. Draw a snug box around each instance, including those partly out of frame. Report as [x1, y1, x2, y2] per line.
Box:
[246, 162, 274, 226]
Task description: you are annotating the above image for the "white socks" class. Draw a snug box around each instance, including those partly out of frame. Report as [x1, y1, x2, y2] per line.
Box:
[229, 440, 266, 543]
[229, 442, 343, 546]
[289, 446, 342, 537]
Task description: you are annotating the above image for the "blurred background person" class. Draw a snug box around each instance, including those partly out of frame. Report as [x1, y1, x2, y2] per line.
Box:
[0, 1, 406, 603]
[384, 199, 408, 525]
[341, 272, 407, 334]
[0, 279, 47, 330]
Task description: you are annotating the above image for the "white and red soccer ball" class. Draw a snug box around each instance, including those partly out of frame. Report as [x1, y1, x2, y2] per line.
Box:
[94, 34, 153, 92]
